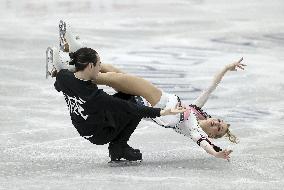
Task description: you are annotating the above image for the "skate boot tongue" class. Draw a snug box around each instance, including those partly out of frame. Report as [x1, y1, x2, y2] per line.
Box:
[123, 143, 141, 153]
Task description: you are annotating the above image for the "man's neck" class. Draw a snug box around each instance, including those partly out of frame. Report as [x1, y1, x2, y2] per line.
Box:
[74, 71, 91, 81]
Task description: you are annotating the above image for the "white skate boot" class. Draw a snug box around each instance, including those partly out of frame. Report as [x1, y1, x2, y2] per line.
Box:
[59, 20, 84, 52]
[45, 46, 75, 78]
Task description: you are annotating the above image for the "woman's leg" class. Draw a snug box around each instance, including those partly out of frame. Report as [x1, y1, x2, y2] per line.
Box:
[61, 23, 162, 106]
[96, 72, 162, 106]
[100, 64, 126, 74]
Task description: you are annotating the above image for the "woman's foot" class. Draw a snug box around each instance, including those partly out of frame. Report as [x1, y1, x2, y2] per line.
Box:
[59, 20, 84, 53]
[59, 20, 68, 51]
[45, 46, 75, 78]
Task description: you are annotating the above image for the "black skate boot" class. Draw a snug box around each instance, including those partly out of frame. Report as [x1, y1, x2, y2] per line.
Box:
[108, 143, 142, 166]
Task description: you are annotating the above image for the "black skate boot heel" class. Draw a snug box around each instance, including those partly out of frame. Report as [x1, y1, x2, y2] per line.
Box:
[108, 143, 123, 161]
[108, 149, 122, 161]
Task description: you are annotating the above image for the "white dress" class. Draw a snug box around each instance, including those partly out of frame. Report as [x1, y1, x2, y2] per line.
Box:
[137, 78, 222, 151]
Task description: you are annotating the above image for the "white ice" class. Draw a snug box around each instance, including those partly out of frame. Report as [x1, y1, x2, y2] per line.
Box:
[0, 0, 284, 189]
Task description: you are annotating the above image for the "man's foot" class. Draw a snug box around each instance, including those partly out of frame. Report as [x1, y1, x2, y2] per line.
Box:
[108, 143, 142, 161]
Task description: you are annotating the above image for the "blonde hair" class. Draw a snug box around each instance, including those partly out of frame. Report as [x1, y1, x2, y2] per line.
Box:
[215, 124, 239, 144]
[225, 129, 239, 144]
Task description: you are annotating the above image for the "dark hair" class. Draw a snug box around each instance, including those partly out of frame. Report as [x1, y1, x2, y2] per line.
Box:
[69, 47, 98, 71]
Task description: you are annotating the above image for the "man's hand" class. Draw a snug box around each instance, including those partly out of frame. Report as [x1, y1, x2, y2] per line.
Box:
[160, 106, 187, 116]
[225, 57, 247, 71]
[214, 149, 233, 161]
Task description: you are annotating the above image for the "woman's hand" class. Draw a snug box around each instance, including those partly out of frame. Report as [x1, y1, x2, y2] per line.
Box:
[225, 57, 247, 71]
[160, 106, 187, 116]
[214, 149, 233, 161]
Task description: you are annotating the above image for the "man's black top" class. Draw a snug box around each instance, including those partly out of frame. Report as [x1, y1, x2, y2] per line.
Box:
[54, 70, 161, 142]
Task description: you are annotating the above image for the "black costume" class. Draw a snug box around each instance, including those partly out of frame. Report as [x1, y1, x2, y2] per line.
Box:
[54, 69, 161, 147]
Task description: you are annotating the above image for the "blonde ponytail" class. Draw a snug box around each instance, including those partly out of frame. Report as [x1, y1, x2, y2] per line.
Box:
[225, 129, 239, 144]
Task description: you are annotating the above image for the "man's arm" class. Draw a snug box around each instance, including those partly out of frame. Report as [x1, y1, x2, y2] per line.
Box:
[193, 58, 246, 108]
[92, 90, 186, 118]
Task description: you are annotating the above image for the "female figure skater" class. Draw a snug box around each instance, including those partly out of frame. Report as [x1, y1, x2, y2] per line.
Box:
[49, 21, 246, 161]
[53, 47, 186, 162]
[94, 59, 245, 161]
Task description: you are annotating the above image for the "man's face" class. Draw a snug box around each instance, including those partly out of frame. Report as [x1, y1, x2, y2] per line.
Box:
[89, 54, 101, 79]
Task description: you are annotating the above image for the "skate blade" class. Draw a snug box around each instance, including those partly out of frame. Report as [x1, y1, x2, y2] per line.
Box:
[45, 47, 53, 79]
[108, 160, 142, 167]
[59, 20, 68, 51]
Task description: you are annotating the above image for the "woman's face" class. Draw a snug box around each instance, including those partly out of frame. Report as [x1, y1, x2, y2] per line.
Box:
[199, 118, 228, 138]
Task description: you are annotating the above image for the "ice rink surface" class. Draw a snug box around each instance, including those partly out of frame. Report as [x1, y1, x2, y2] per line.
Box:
[0, 0, 284, 189]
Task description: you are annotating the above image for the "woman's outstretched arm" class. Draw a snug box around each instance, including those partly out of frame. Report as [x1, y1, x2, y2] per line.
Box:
[201, 141, 233, 161]
[193, 58, 246, 108]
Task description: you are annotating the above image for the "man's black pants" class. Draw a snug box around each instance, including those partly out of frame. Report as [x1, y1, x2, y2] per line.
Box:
[87, 92, 141, 145]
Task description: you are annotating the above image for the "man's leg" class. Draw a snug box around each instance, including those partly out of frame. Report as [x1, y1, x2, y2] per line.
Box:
[100, 64, 125, 74]
[111, 117, 141, 145]
[108, 116, 142, 161]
